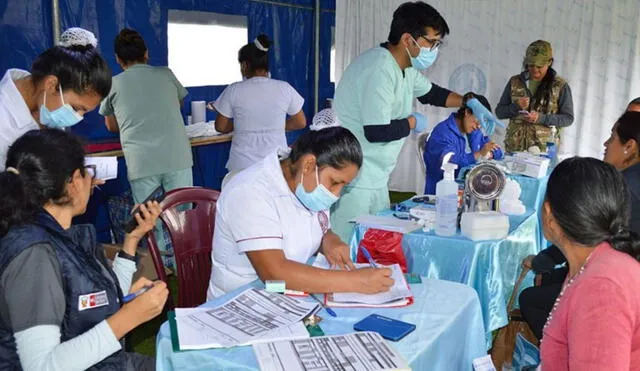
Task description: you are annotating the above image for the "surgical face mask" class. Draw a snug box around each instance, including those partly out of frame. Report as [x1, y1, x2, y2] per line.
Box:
[406, 36, 438, 71]
[295, 166, 338, 212]
[40, 84, 83, 128]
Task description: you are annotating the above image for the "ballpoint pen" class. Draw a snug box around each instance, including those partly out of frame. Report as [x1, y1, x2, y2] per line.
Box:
[122, 284, 154, 303]
[359, 246, 378, 268]
[310, 294, 337, 317]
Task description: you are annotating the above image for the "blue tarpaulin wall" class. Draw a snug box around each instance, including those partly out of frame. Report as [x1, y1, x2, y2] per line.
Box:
[1, 0, 336, 142]
[0, 0, 335, 242]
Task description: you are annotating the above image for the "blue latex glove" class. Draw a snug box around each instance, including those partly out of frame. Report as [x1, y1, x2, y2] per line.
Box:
[466, 98, 505, 136]
[492, 147, 504, 160]
[411, 112, 427, 133]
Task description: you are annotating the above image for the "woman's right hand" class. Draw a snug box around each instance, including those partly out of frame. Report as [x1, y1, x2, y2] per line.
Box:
[522, 254, 535, 269]
[124, 281, 169, 325]
[517, 97, 530, 110]
[107, 281, 169, 339]
[350, 267, 394, 294]
[479, 141, 500, 157]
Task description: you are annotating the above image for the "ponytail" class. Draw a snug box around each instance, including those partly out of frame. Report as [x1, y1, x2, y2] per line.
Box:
[0, 172, 38, 236]
[609, 229, 640, 262]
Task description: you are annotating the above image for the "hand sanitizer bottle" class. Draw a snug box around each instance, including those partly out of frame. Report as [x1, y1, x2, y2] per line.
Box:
[436, 153, 459, 236]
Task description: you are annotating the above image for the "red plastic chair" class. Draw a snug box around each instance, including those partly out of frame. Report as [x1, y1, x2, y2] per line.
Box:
[146, 187, 220, 309]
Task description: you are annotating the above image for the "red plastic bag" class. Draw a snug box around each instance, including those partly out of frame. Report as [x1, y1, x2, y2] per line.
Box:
[357, 229, 408, 273]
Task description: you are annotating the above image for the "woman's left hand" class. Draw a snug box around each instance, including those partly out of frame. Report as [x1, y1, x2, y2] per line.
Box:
[126, 201, 162, 240]
[324, 241, 356, 271]
[524, 111, 539, 123]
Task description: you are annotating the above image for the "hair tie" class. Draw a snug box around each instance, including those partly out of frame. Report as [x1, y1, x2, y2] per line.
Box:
[6, 167, 20, 175]
[253, 38, 268, 52]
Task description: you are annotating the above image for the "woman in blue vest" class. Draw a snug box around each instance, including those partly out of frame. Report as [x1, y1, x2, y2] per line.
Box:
[0, 129, 168, 370]
[423, 93, 503, 194]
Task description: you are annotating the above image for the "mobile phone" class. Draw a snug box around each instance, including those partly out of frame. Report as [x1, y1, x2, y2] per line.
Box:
[123, 185, 165, 233]
[518, 110, 529, 115]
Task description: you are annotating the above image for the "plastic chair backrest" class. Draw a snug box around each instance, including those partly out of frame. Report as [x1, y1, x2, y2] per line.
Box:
[146, 187, 220, 309]
[416, 131, 430, 175]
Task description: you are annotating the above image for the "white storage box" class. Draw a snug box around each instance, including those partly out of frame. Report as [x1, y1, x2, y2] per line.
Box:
[460, 211, 510, 241]
[504, 153, 550, 178]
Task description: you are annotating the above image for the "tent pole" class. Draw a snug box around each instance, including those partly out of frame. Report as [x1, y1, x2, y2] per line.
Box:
[314, 0, 320, 115]
[52, 0, 61, 45]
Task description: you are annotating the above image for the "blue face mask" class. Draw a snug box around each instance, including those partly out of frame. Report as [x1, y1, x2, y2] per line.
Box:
[40, 84, 84, 128]
[295, 166, 339, 212]
[406, 36, 438, 71]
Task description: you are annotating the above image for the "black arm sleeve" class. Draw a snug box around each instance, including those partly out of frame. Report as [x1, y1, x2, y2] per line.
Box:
[531, 245, 566, 273]
[417, 83, 451, 107]
[363, 119, 411, 143]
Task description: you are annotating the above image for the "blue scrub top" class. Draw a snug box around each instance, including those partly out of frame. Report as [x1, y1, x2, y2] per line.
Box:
[423, 113, 503, 194]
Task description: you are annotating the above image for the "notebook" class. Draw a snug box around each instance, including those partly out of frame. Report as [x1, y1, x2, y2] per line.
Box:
[313, 255, 413, 308]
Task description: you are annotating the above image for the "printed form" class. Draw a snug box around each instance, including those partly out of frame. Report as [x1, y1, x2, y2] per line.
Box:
[253, 331, 410, 371]
[176, 288, 319, 349]
[313, 255, 412, 307]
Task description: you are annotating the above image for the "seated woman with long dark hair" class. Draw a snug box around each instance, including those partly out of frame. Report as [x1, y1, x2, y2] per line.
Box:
[0, 129, 168, 370]
[539, 157, 640, 370]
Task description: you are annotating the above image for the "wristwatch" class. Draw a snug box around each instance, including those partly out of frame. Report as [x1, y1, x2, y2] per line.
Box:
[117, 250, 138, 263]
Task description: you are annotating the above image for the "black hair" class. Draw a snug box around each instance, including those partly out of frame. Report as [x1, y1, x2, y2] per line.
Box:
[521, 58, 556, 114]
[31, 43, 112, 99]
[289, 127, 363, 169]
[545, 157, 640, 261]
[615, 111, 640, 157]
[628, 97, 640, 107]
[455, 92, 491, 119]
[0, 129, 86, 237]
[387, 2, 450, 45]
[238, 34, 271, 74]
[114, 28, 147, 65]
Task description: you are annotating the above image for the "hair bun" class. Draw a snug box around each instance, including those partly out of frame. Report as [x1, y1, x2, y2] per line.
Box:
[58, 27, 98, 49]
[254, 34, 271, 52]
[311, 109, 341, 131]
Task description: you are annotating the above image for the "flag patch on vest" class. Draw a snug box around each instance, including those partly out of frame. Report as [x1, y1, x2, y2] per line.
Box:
[78, 290, 109, 311]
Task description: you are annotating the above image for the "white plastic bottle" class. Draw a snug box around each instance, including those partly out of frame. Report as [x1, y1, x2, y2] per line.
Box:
[435, 157, 459, 237]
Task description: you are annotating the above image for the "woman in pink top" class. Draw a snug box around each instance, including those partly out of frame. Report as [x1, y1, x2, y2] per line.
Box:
[539, 157, 640, 370]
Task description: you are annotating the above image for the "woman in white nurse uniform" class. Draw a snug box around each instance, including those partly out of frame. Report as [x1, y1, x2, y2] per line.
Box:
[212, 34, 307, 187]
[207, 116, 393, 298]
[0, 28, 111, 170]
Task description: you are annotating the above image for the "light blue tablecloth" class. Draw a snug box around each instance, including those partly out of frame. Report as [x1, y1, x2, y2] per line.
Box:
[349, 202, 541, 342]
[156, 279, 486, 371]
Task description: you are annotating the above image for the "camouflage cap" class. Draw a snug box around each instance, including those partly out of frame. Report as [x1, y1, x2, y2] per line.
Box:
[525, 40, 553, 66]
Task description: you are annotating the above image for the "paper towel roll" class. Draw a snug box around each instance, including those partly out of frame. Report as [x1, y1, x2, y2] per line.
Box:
[191, 101, 206, 124]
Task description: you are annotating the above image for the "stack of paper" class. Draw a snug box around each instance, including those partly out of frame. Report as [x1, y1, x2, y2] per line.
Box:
[253, 331, 410, 371]
[313, 255, 413, 308]
[174, 288, 319, 350]
[352, 215, 421, 234]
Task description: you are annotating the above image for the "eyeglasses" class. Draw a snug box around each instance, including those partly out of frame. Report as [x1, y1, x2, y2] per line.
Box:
[84, 164, 97, 180]
[418, 35, 443, 51]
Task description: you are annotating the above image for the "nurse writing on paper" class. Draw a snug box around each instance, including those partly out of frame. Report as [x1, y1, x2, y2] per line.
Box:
[0, 27, 112, 170]
[330, 1, 503, 242]
[212, 34, 307, 186]
[207, 115, 393, 298]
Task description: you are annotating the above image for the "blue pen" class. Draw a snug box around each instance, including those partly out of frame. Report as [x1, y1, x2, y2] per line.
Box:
[122, 285, 154, 303]
[310, 294, 337, 317]
[359, 246, 378, 268]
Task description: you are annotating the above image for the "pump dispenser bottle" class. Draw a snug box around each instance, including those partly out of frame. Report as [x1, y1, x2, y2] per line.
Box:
[435, 153, 459, 236]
